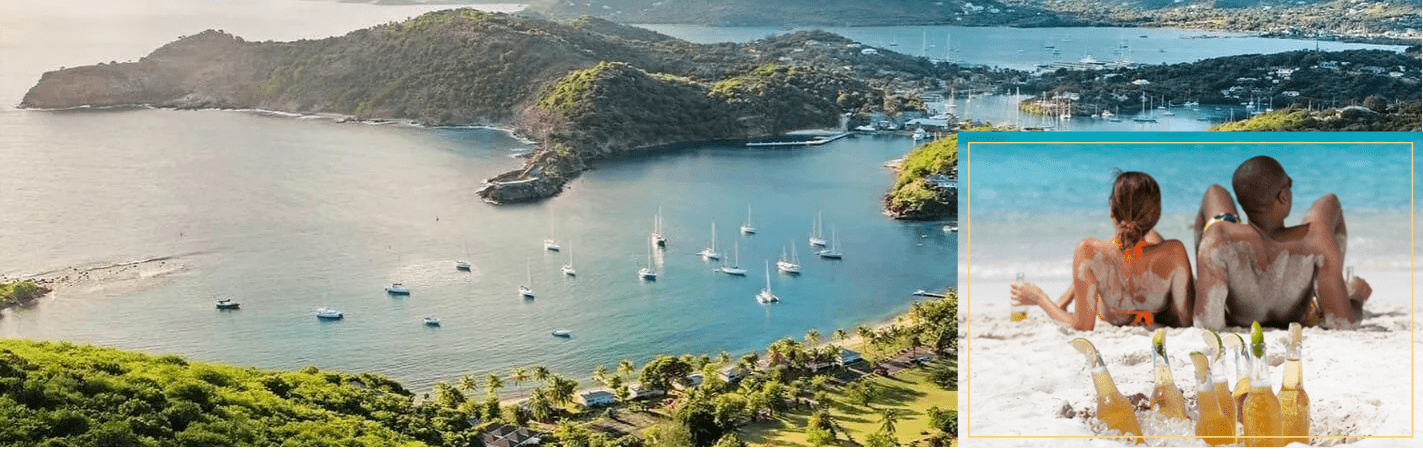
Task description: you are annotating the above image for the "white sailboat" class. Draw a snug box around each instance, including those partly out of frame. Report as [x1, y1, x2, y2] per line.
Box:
[809, 212, 828, 247]
[740, 205, 756, 234]
[756, 260, 780, 304]
[519, 261, 535, 298]
[777, 244, 801, 274]
[561, 243, 576, 276]
[651, 208, 667, 248]
[456, 241, 471, 271]
[720, 240, 747, 276]
[817, 226, 843, 259]
[543, 214, 560, 251]
[698, 221, 721, 260]
[638, 239, 658, 280]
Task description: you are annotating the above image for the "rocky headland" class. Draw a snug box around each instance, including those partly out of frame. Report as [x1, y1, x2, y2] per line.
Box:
[22, 10, 951, 203]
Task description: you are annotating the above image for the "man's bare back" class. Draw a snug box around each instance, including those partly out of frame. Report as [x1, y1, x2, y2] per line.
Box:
[1192, 156, 1370, 330]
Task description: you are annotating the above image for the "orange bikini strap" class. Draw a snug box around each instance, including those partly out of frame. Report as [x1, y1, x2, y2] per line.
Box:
[1094, 294, 1155, 326]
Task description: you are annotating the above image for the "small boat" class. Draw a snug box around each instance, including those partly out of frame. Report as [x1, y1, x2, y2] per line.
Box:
[651, 208, 667, 248]
[740, 205, 756, 234]
[316, 308, 344, 320]
[698, 221, 721, 260]
[756, 261, 780, 304]
[639, 239, 658, 280]
[456, 241, 471, 271]
[720, 240, 747, 276]
[818, 226, 843, 259]
[777, 244, 801, 274]
[912, 128, 927, 141]
[386, 283, 410, 296]
[809, 212, 828, 247]
[520, 261, 535, 299]
[562, 244, 576, 276]
[424, 315, 441, 327]
[216, 299, 240, 310]
[544, 214, 561, 251]
[551, 330, 572, 338]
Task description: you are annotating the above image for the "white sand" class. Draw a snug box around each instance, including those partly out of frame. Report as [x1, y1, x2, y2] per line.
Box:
[958, 269, 1418, 447]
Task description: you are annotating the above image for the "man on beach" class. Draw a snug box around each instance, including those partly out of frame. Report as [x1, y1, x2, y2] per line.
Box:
[1192, 155, 1371, 330]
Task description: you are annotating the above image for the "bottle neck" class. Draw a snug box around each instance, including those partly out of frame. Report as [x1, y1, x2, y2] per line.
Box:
[1281, 343, 1303, 390]
[1152, 351, 1175, 385]
[1211, 358, 1230, 385]
[1091, 366, 1122, 396]
[1233, 347, 1251, 382]
[1250, 344, 1272, 388]
[1196, 380, 1220, 411]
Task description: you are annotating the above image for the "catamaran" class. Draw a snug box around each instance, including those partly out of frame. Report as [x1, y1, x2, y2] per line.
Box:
[809, 212, 828, 247]
[777, 244, 801, 274]
[720, 240, 747, 276]
[697, 221, 722, 260]
[817, 226, 843, 259]
[740, 205, 756, 234]
[756, 260, 780, 304]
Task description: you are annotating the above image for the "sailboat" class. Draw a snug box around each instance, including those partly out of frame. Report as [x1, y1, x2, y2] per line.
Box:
[809, 212, 828, 247]
[756, 260, 780, 304]
[720, 240, 747, 276]
[817, 226, 843, 259]
[519, 261, 535, 299]
[740, 205, 756, 234]
[456, 241, 471, 271]
[561, 243, 576, 276]
[777, 244, 801, 274]
[651, 208, 667, 248]
[697, 221, 722, 260]
[638, 239, 658, 280]
[543, 214, 560, 251]
[1132, 92, 1157, 123]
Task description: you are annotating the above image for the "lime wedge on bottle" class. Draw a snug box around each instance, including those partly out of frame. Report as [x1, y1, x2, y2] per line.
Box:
[1188, 351, 1211, 382]
[1201, 329, 1223, 362]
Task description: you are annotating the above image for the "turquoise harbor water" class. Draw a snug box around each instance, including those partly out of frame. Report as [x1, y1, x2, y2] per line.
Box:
[0, 2, 1408, 391]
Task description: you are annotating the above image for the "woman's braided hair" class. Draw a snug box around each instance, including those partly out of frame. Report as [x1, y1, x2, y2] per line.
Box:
[1109, 170, 1161, 250]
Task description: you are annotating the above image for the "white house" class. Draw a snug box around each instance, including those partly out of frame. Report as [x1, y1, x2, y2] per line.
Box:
[577, 389, 616, 408]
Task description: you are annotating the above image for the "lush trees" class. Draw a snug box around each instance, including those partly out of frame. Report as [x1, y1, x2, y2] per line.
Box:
[0, 280, 48, 308]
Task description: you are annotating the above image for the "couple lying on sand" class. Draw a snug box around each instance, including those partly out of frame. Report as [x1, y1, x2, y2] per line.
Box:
[1011, 155, 1372, 331]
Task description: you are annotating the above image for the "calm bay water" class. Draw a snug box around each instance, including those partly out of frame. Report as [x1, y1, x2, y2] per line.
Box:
[0, 107, 955, 390]
[1, 1, 1405, 391]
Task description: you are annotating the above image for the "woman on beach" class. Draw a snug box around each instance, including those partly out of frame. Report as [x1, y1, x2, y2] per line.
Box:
[1011, 171, 1194, 330]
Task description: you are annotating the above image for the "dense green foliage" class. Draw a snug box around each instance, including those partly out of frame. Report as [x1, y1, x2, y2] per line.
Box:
[998, 0, 1417, 41]
[1017, 49, 1419, 123]
[541, 0, 1067, 27]
[1210, 101, 1422, 131]
[885, 135, 958, 220]
[0, 281, 48, 308]
[0, 340, 480, 446]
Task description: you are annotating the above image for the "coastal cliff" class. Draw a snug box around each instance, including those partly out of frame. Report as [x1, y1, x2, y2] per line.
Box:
[22, 10, 929, 204]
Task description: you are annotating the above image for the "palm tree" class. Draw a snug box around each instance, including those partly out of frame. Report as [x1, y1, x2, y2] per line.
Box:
[510, 367, 529, 388]
[593, 364, 610, 386]
[805, 329, 822, 348]
[879, 408, 901, 437]
[618, 359, 636, 378]
[433, 381, 466, 409]
[485, 374, 504, 398]
[832, 329, 848, 343]
[458, 375, 479, 396]
[717, 351, 732, 366]
[532, 365, 552, 383]
[738, 352, 759, 372]
[547, 375, 579, 409]
[855, 325, 874, 346]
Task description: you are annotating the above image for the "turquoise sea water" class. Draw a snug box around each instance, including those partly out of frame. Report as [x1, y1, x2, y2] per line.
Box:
[960, 132, 1419, 287]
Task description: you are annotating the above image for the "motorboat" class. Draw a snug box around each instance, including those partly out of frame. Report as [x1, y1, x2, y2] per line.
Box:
[316, 308, 344, 320]
[424, 315, 441, 326]
[216, 299, 240, 310]
[386, 283, 411, 295]
[551, 330, 572, 338]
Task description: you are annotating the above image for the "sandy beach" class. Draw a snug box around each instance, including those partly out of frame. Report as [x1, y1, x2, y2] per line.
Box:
[958, 269, 1417, 447]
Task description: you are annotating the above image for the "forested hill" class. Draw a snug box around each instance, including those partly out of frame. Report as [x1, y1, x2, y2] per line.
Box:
[22, 10, 944, 203]
[540, 0, 1070, 27]
[0, 339, 470, 446]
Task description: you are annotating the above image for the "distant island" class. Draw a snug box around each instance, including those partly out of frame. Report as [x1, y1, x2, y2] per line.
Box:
[532, 0, 1418, 44]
